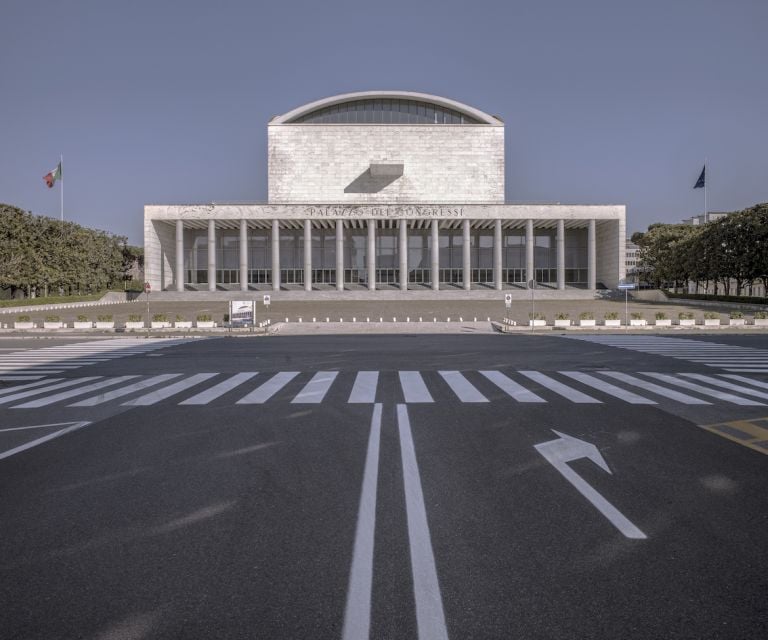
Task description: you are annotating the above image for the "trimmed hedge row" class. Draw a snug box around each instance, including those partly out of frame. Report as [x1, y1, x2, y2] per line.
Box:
[664, 291, 768, 305]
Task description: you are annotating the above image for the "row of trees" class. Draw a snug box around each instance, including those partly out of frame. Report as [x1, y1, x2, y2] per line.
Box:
[631, 203, 768, 295]
[0, 203, 143, 298]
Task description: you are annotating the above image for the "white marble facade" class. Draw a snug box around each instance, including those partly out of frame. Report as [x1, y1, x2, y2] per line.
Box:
[144, 91, 626, 293]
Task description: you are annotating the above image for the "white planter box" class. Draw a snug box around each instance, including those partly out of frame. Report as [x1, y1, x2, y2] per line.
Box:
[151, 321, 171, 329]
[95, 322, 115, 329]
[630, 319, 647, 326]
[703, 319, 720, 326]
[14, 322, 34, 329]
[174, 321, 193, 329]
[528, 319, 546, 327]
[654, 319, 672, 327]
[753, 318, 768, 326]
[678, 319, 696, 327]
[603, 319, 621, 327]
[729, 318, 745, 326]
[73, 321, 92, 329]
[579, 319, 596, 327]
[125, 321, 145, 329]
[43, 322, 63, 329]
[195, 321, 215, 328]
[554, 319, 571, 327]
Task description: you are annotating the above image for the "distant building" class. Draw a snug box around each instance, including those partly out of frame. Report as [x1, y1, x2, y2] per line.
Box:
[682, 211, 730, 225]
[144, 90, 627, 295]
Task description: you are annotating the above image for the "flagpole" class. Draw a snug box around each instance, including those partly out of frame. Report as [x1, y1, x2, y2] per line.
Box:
[60, 153, 64, 221]
[703, 157, 707, 220]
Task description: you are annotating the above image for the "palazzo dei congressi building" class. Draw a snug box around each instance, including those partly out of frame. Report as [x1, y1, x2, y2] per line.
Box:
[144, 91, 626, 296]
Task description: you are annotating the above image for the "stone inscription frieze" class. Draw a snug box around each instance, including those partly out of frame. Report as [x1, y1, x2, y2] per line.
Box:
[302, 205, 464, 218]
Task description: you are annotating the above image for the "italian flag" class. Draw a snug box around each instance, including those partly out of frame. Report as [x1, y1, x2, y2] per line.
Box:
[44, 162, 62, 188]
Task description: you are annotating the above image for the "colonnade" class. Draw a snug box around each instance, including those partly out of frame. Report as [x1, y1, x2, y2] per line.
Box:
[173, 218, 597, 292]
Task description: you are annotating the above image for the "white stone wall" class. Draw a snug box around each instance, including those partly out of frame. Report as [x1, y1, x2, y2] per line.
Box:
[144, 214, 176, 291]
[268, 125, 504, 204]
[595, 217, 626, 288]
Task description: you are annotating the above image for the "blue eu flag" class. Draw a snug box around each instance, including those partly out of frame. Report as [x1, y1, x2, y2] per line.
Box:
[693, 166, 705, 189]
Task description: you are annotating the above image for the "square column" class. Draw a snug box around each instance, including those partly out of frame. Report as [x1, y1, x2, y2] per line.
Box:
[335, 219, 344, 292]
[494, 219, 502, 290]
[239, 219, 248, 292]
[525, 219, 534, 287]
[588, 219, 597, 290]
[207, 220, 216, 292]
[367, 219, 376, 291]
[175, 220, 184, 293]
[462, 219, 471, 290]
[271, 220, 280, 292]
[399, 220, 408, 291]
[431, 219, 439, 291]
[557, 219, 565, 290]
[304, 219, 312, 292]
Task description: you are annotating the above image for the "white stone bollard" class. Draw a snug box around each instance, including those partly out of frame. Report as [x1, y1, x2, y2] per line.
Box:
[353, 317, 356, 322]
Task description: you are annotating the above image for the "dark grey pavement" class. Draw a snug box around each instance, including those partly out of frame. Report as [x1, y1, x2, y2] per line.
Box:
[0, 335, 766, 639]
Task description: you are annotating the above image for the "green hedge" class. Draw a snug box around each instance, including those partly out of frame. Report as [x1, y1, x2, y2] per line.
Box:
[664, 291, 768, 305]
[0, 292, 108, 308]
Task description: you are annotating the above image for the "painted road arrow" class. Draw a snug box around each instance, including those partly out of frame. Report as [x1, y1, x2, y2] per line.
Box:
[0, 421, 92, 461]
[534, 430, 647, 539]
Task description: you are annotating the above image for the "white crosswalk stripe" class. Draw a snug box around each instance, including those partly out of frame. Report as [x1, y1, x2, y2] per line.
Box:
[3, 369, 768, 409]
[236, 372, 299, 404]
[438, 371, 488, 403]
[564, 335, 768, 372]
[559, 371, 657, 404]
[122, 373, 218, 406]
[179, 372, 259, 405]
[0, 338, 190, 377]
[349, 371, 379, 404]
[70, 374, 183, 406]
[398, 372, 434, 403]
[292, 372, 338, 404]
[12, 376, 138, 409]
[640, 372, 765, 406]
[518, 371, 601, 403]
[599, 371, 711, 404]
[479, 370, 546, 402]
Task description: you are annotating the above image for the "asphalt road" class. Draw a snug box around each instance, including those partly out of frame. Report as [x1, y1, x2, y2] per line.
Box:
[0, 334, 766, 639]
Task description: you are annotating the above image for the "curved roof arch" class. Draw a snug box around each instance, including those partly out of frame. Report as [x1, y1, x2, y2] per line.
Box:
[272, 91, 503, 125]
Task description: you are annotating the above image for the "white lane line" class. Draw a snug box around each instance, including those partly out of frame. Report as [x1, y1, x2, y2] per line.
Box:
[721, 374, 768, 390]
[479, 370, 546, 403]
[179, 372, 259, 405]
[0, 376, 45, 381]
[0, 421, 91, 461]
[679, 373, 768, 401]
[438, 371, 488, 403]
[397, 404, 449, 640]
[722, 368, 768, 373]
[341, 404, 382, 640]
[69, 374, 182, 406]
[599, 372, 711, 404]
[0, 378, 101, 406]
[291, 371, 338, 404]
[236, 372, 300, 404]
[0, 379, 61, 396]
[0, 422, 81, 433]
[559, 372, 656, 404]
[123, 373, 218, 406]
[640, 372, 765, 406]
[348, 371, 379, 404]
[518, 371, 601, 403]
[399, 371, 434, 403]
[12, 376, 138, 408]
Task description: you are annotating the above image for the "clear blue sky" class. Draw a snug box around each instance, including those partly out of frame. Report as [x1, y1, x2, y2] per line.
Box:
[1, 0, 766, 245]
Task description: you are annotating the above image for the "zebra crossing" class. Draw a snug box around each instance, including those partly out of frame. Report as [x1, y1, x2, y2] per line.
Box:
[0, 338, 190, 380]
[564, 335, 768, 373]
[1, 368, 767, 409]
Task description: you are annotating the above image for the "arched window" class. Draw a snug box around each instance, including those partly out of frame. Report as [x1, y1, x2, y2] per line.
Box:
[292, 98, 480, 124]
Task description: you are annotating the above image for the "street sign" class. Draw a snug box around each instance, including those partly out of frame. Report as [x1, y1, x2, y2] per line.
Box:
[504, 293, 512, 308]
[617, 282, 636, 290]
[534, 430, 646, 539]
[144, 282, 151, 293]
[263, 294, 271, 307]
